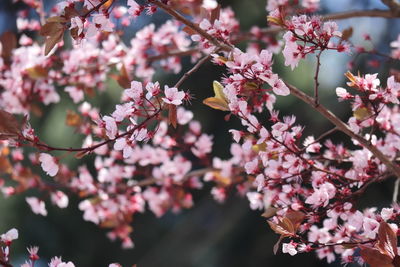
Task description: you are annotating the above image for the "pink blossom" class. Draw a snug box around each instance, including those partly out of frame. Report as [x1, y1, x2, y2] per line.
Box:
[127, 0, 143, 17]
[362, 217, 380, 239]
[282, 242, 298, 256]
[0, 228, 18, 243]
[26, 197, 47, 216]
[39, 153, 59, 177]
[162, 86, 185, 105]
[49, 257, 75, 267]
[246, 192, 264, 210]
[51, 191, 69, 208]
[103, 116, 118, 139]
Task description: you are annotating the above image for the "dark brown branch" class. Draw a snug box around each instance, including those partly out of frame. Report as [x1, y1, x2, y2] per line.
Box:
[148, 48, 199, 62]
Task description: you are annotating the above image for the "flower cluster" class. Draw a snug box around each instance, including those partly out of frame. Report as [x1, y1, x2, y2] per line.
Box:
[0, 228, 121, 267]
[0, 0, 400, 266]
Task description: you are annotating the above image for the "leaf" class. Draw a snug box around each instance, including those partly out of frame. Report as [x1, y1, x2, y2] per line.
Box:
[377, 222, 398, 258]
[44, 30, 64, 56]
[26, 65, 48, 79]
[203, 81, 230, 111]
[360, 246, 394, 267]
[182, 26, 197, 36]
[393, 256, 400, 267]
[212, 171, 231, 186]
[0, 156, 12, 174]
[261, 207, 278, 219]
[39, 21, 64, 36]
[101, 0, 115, 11]
[345, 71, 357, 87]
[0, 31, 17, 62]
[267, 16, 283, 26]
[63, 6, 80, 20]
[273, 235, 284, 255]
[168, 104, 177, 128]
[285, 210, 306, 232]
[0, 110, 23, 140]
[341, 27, 353, 42]
[111, 64, 131, 89]
[46, 16, 68, 23]
[66, 110, 82, 127]
[75, 150, 89, 159]
[267, 218, 294, 237]
[354, 107, 371, 120]
[40, 18, 65, 56]
[210, 4, 221, 23]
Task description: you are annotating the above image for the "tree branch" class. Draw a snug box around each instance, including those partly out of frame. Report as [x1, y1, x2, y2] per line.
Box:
[286, 83, 400, 179]
[25, 109, 161, 153]
[135, 167, 216, 187]
[148, 0, 232, 51]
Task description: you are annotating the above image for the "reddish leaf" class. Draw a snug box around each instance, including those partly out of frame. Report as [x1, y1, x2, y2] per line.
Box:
[377, 222, 398, 258]
[111, 64, 131, 89]
[0, 31, 17, 62]
[182, 26, 197, 36]
[267, 218, 294, 237]
[0, 110, 23, 140]
[210, 4, 221, 23]
[273, 235, 284, 255]
[168, 104, 177, 128]
[261, 207, 278, 219]
[0, 156, 12, 174]
[63, 6, 80, 19]
[66, 110, 82, 127]
[39, 21, 63, 36]
[360, 246, 394, 267]
[285, 210, 306, 232]
[40, 18, 66, 56]
[75, 150, 89, 159]
[44, 30, 64, 56]
[394, 256, 400, 267]
[340, 27, 353, 42]
[26, 65, 48, 79]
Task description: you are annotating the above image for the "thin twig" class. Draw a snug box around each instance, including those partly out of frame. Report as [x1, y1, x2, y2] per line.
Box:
[148, 48, 199, 62]
[174, 51, 216, 89]
[135, 167, 216, 187]
[313, 50, 323, 106]
[25, 109, 161, 153]
[300, 127, 338, 152]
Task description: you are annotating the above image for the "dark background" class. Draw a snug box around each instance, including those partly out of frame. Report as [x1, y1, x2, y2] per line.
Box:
[0, 0, 399, 266]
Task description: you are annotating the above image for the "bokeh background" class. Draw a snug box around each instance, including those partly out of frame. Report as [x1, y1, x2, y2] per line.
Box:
[0, 0, 400, 266]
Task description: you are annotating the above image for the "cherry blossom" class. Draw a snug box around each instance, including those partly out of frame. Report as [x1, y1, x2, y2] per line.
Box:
[38, 153, 59, 177]
[26, 197, 48, 216]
